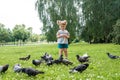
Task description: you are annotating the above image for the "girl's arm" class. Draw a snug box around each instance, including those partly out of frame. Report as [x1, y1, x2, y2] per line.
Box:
[56, 31, 70, 38]
[64, 34, 70, 38]
[57, 34, 67, 38]
[56, 34, 61, 38]
[64, 31, 70, 38]
[56, 32, 63, 38]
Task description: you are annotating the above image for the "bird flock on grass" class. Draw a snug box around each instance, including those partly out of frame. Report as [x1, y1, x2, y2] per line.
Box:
[0, 52, 119, 77]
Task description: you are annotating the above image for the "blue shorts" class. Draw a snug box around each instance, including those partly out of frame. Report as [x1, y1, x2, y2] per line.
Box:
[58, 44, 68, 48]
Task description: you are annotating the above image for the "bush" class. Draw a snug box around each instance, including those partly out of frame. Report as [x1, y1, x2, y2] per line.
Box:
[112, 19, 120, 44]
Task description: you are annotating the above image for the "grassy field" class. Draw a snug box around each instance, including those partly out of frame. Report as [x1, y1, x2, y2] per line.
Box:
[0, 43, 120, 80]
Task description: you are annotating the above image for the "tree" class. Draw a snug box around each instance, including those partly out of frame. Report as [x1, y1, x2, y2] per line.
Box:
[5, 28, 14, 42]
[112, 19, 120, 44]
[0, 23, 6, 44]
[30, 34, 39, 42]
[0, 23, 13, 45]
[81, 0, 120, 43]
[12, 24, 31, 45]
[35, 0, 82, 43]
[39, 34, 46, 42]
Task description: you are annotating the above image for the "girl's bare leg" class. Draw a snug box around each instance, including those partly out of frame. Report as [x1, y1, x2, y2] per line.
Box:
[59, 48, 63, 56]
[63, 48, 68, 58]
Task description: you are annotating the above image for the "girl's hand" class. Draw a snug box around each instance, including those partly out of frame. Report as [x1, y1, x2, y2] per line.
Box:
[61, 34, 69, 38]
[57, 34, 69, 38]
[60, 34, 66, 37]
[57, 34, 64, 38]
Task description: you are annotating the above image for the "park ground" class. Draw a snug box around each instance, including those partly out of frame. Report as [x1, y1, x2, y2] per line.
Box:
[0, 42, 120, 80]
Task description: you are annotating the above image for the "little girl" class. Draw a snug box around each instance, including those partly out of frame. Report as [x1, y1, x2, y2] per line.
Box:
[56, 20, 70, 59]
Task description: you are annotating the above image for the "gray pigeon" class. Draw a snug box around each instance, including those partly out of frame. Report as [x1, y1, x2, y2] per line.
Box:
[32, 59, 43, 66]
[69, 63, 89, 73]
[0, 64, 9, 73]
[106, 52, 120, 59]
[21, 68, 44, 76]
[76, 54, 90, 63]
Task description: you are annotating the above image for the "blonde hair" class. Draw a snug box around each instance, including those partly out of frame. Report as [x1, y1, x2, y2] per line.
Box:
[57, 20, 67, 26]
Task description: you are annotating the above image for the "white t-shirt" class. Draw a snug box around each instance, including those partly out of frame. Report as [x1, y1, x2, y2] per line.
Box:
[56, 30, 70, 44]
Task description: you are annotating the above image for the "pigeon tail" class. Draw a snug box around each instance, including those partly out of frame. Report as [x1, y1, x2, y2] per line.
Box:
[37, 71, 44, 74]
[19, 55, 31, 61]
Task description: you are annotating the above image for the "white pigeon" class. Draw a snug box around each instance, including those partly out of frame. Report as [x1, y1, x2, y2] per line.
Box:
[13, 64, 22, 72]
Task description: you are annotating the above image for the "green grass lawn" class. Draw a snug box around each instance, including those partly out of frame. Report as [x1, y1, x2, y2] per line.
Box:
[0, 43, 120, 80]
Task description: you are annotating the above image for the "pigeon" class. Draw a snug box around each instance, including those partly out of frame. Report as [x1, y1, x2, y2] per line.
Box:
[32, 59, 43, 66]
[13, 64, 22, 72]
[53, 55, 63, 64]
[82, 53, 90, 58]
[43, 54, 63, 65]
[46, 60, 53, 66]
[69, 63, 89, 73]
[106, 52, 120, 59]
[41, 53, 53, 62]
[62, 59, 73, 66]
[0, 64, 9, 73]
[41, 53, 54, 66]
[21, 68, 44, 76]
[76, 54, 90, 63]
[58, 54, 64, 61]
[19, 55, 31, 61]
[53, 55, 73, 66]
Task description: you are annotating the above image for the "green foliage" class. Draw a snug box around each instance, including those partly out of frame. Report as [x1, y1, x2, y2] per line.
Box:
[30, 34, 39, 42]
[0, 43, 120, 80]
[39, 34, 46, 41]
[36, 0, 120, 44]
[36, 0, 82, 43]
[30, 34, 46, 42]
[81, 0, 120, 43]
[12, 24, 31, 44]
[0, 22, 45, 45]
[0, 23, 13, 43]
[112, 19, 120, 44]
